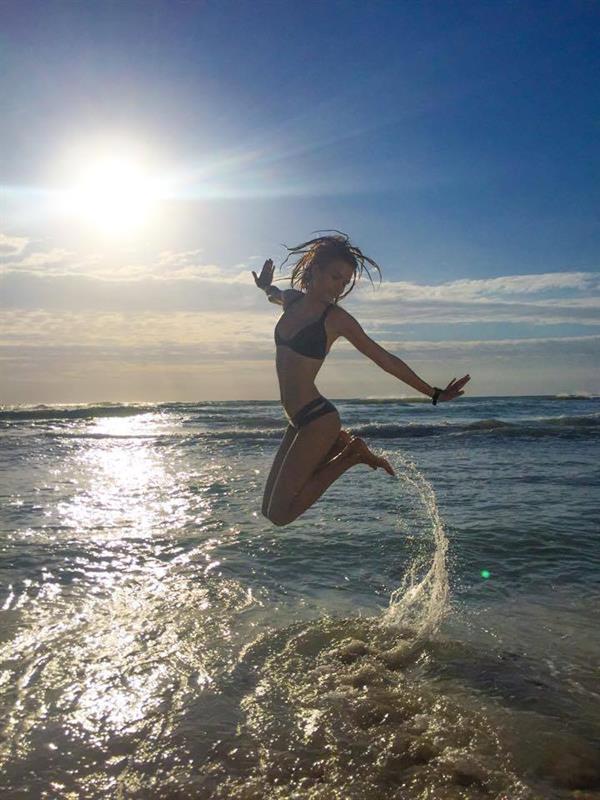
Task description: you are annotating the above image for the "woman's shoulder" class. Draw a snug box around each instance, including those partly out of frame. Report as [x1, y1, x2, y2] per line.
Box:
[282, 289, 304, 309]
[327, 303, 356, 335]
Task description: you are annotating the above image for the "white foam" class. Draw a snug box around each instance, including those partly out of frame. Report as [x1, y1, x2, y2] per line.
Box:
[381, 451, 449, 638]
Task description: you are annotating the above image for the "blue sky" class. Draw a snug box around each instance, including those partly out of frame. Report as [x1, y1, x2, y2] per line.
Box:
[1, 0, 598, 402]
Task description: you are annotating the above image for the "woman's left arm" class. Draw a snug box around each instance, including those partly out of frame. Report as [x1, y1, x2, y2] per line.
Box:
[336, 307, 470, 400]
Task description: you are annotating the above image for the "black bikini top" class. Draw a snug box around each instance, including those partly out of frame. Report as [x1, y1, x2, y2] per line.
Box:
[274, 295, 333, 360]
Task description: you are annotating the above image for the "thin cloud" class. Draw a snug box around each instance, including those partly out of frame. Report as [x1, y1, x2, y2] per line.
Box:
[0, 233, 28, 258]
[0, 234, 598, 331]
[357, 272, 598, 302]
[2, 309, 598, 360]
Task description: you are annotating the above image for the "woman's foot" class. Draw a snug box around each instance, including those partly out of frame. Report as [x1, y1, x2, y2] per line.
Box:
[325, 429, 353, 461]
[344, 437, 395, 476]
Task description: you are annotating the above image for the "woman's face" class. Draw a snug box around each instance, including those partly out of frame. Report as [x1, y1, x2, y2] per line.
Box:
[317, 259, 354, 301]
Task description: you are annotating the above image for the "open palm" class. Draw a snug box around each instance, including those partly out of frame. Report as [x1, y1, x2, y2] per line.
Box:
[440, 375, 471, 402]
[251, 258, 274, 289]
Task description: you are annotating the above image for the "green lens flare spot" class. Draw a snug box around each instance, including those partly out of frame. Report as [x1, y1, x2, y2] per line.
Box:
[480, 569, 491, 579]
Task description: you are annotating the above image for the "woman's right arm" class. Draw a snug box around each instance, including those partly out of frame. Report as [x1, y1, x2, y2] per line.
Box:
[252, 259, 283, 304]
[265, 285, 283, 304]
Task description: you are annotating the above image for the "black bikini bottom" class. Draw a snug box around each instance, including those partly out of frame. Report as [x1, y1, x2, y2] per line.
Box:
[288, 395, 337, 430]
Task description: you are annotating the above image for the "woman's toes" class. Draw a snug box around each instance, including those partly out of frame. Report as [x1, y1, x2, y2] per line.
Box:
[381, 457, 395, 476]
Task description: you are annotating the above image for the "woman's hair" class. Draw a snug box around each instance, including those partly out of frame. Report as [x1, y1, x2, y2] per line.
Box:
[277, 229, 382, 301]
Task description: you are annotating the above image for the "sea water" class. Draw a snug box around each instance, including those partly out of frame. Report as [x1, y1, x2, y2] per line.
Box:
[0, 396, 598, 799]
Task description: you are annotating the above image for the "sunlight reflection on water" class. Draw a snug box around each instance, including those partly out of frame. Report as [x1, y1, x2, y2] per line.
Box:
[52, 414, 213, 538]
[1, 398, 599, 798]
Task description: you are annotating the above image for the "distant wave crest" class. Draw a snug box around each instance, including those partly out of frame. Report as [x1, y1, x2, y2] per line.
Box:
[196, 413, 600, 442]
[1, 402, 598, 442]
[0, 403, 160, 421]
[347, 415, 600, 439]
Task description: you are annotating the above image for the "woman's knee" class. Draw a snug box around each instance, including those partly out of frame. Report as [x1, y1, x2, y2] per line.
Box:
[264, 505, 291, 526]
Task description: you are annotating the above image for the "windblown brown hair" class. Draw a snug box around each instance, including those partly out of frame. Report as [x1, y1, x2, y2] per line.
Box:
[277, 229, 382, 302]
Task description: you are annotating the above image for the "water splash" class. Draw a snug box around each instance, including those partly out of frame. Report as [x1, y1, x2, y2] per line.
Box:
[381, 451, 449, 638]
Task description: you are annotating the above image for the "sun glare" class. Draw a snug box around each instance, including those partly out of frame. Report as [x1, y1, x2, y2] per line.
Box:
[55, 139, 168, 236]
[75, 156, 154, 231]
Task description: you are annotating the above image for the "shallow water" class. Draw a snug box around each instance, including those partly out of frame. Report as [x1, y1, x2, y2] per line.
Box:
[1, 396, 599, 798]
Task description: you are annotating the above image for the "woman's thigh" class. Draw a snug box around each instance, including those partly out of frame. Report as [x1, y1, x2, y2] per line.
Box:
[267, 407, 341, 520]
[262, 423, 298, 514]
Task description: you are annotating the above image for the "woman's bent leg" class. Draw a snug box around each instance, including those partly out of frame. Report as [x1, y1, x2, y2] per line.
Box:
[283, 443, 360, 524]
[262, 427, 350, 518]
[261, 424, 297, 516]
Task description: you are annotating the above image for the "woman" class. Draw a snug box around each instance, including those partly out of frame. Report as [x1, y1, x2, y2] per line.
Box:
[252, 231, 470, 527]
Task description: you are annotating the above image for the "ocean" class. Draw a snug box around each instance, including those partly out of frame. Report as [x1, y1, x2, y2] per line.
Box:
[0, 395, 598, 799]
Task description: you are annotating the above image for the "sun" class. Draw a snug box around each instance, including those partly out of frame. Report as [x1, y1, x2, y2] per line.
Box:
[74, 156, 155, 231]
[55, 140, 168, 235]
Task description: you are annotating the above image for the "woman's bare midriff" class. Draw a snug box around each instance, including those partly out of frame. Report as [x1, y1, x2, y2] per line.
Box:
[276, 319, 340, 421]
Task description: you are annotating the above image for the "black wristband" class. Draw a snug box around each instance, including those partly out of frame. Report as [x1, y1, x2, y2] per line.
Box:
[431, 387, 442, 406]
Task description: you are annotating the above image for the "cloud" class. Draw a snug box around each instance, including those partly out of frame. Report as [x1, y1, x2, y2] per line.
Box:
[361, 298, 600, 327]
[6, 248, 72, 270]
[0, 233, 28, 258]
[364, 272, 597, 302]
[154, 248, 223, 279]
[0, 309, 257, 350]
[1, 308, 598, 360]
[377, 333, 600, 358]
[0, 232, 598, 335]
[0, 240, 241, 283]
[346, 271, 600, 327]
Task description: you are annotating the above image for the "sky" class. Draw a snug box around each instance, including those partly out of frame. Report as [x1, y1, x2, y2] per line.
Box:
[1, 0, 598, 403]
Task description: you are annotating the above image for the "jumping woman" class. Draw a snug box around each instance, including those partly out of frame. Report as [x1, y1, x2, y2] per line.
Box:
[252, 231, 470, 527]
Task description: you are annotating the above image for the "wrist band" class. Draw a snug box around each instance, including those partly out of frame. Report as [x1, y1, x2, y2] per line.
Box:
[431, 387, 442, 406]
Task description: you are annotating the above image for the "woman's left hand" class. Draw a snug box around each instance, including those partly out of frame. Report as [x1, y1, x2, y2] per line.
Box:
[440, 374, 471, 401]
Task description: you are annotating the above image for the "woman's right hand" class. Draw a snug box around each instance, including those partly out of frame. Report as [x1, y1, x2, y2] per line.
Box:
[252, 258, 274, 289]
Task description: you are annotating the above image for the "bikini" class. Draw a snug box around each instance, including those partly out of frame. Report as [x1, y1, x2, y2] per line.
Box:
[274, 294, 338, 429]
